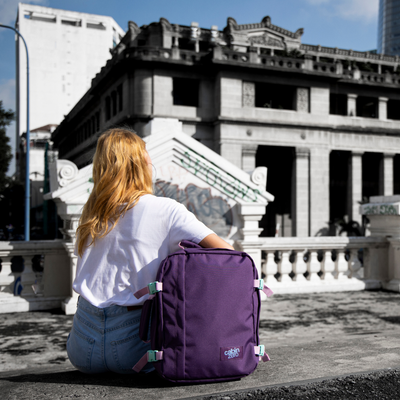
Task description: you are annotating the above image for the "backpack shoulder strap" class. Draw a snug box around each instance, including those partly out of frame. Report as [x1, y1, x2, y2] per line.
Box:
[139, 298, 153, 342]
[179, 240, 202, 249]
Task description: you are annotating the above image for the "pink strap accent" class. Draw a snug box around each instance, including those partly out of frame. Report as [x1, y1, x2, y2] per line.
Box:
[260, 354, 270, 362]
[154, 282, 163, 291]
[254, 280, 274, 297]
[132, 353, 149, 372]
[262, 285, 273, 298]
[134, 286, 149, 299]
[132, 351, 164, 372]
[134, 282, 163, 299]
[254, 346, 270, 362]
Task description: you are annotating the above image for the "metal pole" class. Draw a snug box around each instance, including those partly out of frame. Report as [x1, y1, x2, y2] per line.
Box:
[0, 24, 30, 241]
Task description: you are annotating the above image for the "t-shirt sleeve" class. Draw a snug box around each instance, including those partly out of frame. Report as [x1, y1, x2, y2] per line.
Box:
[168, 202, 214, 249]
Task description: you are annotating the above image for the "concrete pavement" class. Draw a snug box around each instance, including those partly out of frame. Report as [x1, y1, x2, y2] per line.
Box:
[1, 290, 400, 399]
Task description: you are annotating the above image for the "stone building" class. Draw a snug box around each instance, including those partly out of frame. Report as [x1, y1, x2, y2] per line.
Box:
[52, 16, 400, 237]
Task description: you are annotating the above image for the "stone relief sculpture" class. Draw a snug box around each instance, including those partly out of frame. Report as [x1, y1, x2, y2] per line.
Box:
[249, 34, 284, 48]
[154, 180, 233, 237]
[242, 82, 255, 108]
[296, 88, 309, 113]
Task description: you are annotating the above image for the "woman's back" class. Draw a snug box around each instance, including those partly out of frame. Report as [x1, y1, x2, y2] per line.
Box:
[74, 194, 213, 308]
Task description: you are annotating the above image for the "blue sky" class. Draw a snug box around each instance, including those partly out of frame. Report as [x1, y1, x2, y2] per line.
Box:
[0, 0, 379, 175]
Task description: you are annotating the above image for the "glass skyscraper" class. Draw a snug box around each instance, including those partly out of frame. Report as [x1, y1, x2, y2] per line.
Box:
[378, 0, 400, 55]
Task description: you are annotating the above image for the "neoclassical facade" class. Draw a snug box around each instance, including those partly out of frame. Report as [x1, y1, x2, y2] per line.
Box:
[52, 16, 400, 237]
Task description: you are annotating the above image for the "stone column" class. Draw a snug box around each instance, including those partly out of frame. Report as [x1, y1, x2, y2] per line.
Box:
[242, 145, 258, 173]
[293, 147, 310, 236]
[310, 147, 330, 236]
[304, 54, 313, 71]
[248, 46, 259, 64]
[381, 153, 394, 196]
[60, 216, 80, 315]
[347, 94, 357, 117]
[134, 69, 153, 116]
[348, 151, 363, 225]
[379, 97, 388, 121]
[237, 203, 266, 280]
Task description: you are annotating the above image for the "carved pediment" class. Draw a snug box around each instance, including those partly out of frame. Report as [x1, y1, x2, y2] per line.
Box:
[249, 33, 285, 49]
[223, 16, 303, 47]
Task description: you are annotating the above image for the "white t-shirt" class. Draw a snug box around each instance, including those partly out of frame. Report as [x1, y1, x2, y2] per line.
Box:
[73, 194, 214, 308]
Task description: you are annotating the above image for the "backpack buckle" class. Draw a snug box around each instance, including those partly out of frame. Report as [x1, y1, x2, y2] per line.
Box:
[147, 350, 159, 362]
[148, 281, 162, 295]
[257, 345, 265, 357]
[257, 279, 264, 290]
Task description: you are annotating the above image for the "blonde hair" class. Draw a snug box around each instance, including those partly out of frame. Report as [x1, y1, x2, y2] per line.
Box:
[76, 128, 153, 257]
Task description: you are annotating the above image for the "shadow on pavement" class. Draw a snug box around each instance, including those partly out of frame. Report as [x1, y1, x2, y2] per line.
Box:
[0, 370, 176, 389]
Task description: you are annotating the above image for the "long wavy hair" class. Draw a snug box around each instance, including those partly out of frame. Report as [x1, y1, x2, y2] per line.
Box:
[76, 128, 153, 257]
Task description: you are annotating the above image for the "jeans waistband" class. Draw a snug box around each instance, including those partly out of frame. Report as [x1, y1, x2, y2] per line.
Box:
[77, 296, 142, 317]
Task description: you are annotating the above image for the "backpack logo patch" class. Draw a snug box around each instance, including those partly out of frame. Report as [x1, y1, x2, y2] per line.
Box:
[221, 346, 243, 361]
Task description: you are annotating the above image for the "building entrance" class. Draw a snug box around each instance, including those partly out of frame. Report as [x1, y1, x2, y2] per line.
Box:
[362, 152, 382, 200]
[329, 150, 350, 223]
[256, 145, 294, 237]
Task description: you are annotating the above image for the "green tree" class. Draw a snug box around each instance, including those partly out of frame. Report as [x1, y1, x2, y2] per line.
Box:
[0, 101, 14, 192]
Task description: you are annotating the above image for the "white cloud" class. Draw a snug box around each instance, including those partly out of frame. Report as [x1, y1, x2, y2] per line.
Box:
[335, 0, 379, 22]
[0, 0, 49, 26]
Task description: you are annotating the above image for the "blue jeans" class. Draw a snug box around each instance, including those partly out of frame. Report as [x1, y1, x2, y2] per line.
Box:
[66, 296, 154, 374]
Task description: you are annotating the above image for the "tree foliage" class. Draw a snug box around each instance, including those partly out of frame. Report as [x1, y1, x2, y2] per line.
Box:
[0, 101, 14, 192]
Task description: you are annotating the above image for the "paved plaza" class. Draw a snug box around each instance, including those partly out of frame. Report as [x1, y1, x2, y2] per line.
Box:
[1, 290, 400, 399]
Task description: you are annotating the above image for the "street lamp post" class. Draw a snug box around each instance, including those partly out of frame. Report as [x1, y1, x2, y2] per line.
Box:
[0, 24, 30, 241]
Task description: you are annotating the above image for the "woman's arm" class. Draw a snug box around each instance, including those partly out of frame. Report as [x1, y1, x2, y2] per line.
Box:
[198, 233, 234, 250]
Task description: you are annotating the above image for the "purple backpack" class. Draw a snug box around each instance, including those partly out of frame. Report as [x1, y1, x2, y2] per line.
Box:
[133, 240, 272, 383]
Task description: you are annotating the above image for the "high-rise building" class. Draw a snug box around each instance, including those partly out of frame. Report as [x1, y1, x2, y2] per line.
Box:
[15, 3, 125, 176]
[15, 3, 124, 222]
[378, 0, 400, 55]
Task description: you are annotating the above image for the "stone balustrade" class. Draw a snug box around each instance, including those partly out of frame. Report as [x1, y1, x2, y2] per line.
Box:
[359, 71, 387, 84]
[260, 55, 304, 70]
[252, 237, 387, 294]
[96, 45, 400, 88]
[0, 241, 70, 313]
[0, 235, 393, 312]
[312, 61, 338, 74]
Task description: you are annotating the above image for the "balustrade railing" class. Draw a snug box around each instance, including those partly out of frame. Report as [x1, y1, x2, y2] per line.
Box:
[360, 71, 386, 84]
[0, 241, 70, 313]
[312, 61, 337, 74]
[259, 55, 304, 70]
[256, 237, 386, 294]
[0, 235, 390, 310]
